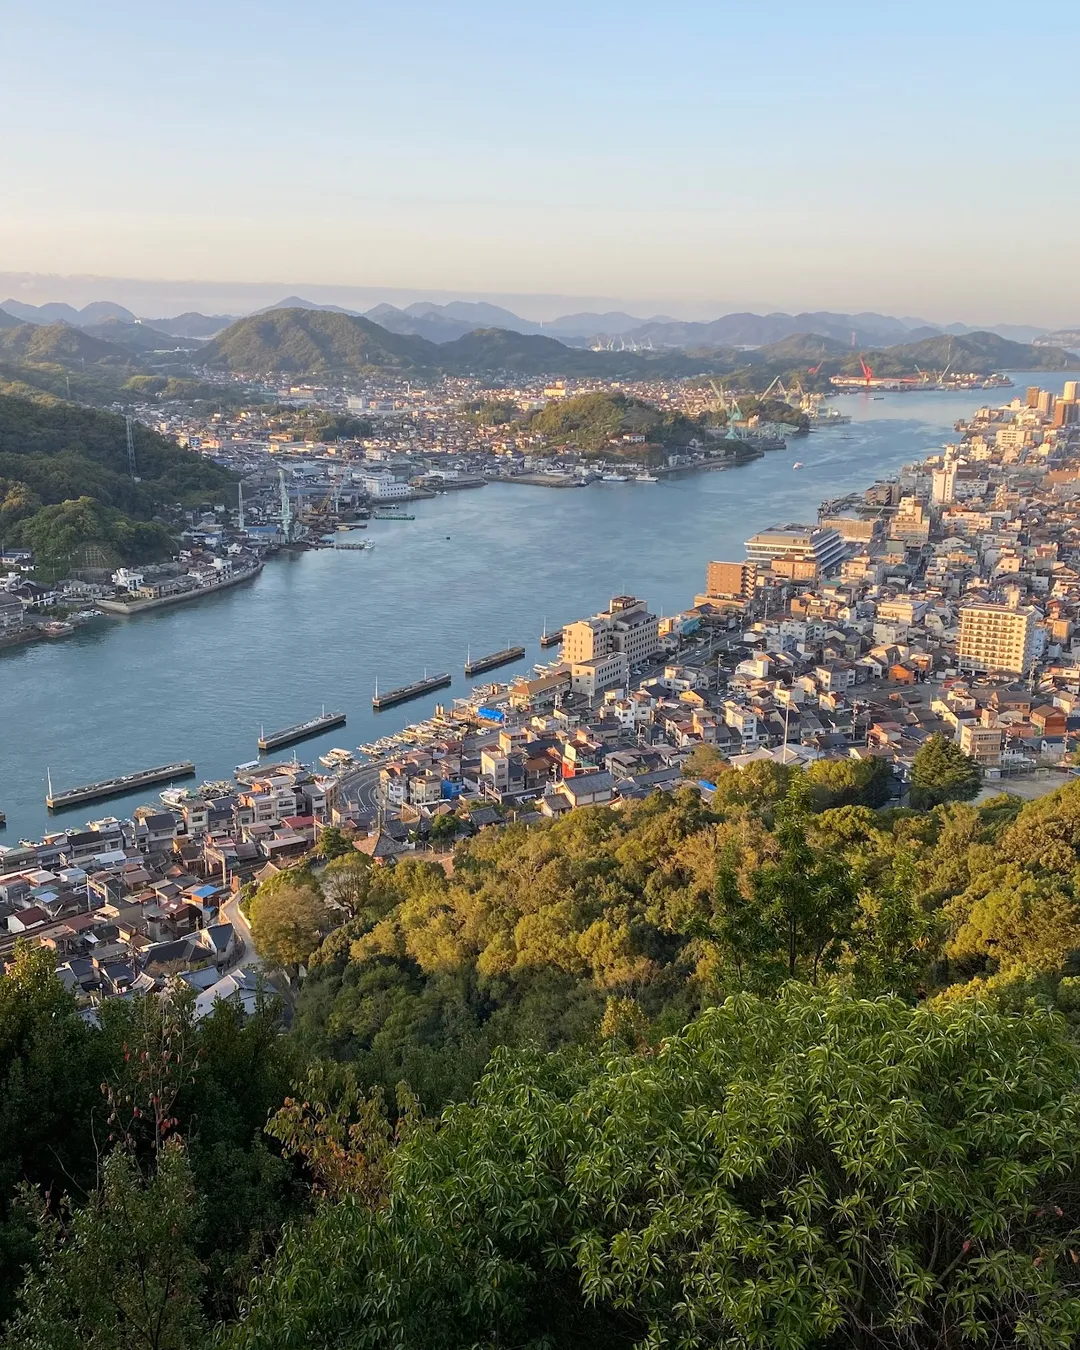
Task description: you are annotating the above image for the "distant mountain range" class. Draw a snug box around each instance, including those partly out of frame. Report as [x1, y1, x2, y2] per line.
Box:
[198, 309, 725, 380]
[0, 298, 137, 326]
[0, 301, 1073, 392]
[0, 293, 1065, 354]
[198, 308, 1077, 382]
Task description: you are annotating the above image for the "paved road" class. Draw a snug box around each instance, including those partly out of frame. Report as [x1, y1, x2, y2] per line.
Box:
[221, 891, 261, 969]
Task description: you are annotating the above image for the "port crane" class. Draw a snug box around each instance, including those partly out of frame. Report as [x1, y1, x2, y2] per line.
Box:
[859, 357, 875, 387]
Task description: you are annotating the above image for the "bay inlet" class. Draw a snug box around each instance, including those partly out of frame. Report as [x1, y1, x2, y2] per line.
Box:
[1, 378, 1067, 840]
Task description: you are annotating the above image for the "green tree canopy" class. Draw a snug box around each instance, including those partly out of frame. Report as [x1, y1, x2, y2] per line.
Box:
[226, 986, 1080, 1350]
[909, 734, 982, 809]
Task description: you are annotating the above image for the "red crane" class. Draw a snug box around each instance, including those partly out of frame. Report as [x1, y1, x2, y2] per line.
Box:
[859, 357, 874, 386]
[808, 361, 823, 375]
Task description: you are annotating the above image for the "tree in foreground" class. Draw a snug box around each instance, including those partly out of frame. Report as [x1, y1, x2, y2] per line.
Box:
[249, 880, 331, 971]
[1, 995, 206, 1350]
[227, 986, 1080, 1350]
[909, 733, 982, 809]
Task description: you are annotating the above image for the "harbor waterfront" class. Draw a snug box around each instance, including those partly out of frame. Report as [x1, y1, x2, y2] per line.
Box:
[1, 378, 1068, 841]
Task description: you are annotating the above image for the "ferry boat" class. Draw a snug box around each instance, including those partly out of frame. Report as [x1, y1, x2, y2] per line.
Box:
[635, 472, 659, 482]
[602, 472, 630, 482]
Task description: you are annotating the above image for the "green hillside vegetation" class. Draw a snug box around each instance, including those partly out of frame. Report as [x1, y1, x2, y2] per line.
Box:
[0, 391, 235, 574]
[200, 308, 436, 376]
[202, 309, 740, 380]
[0, 322, 132, 367]
[518, 391, 704, 454]
[438, 328, 720, 378]
[79, 318, 203, 353]
[10, 770, 1080, 1345]
[841, 331, 1080, 376]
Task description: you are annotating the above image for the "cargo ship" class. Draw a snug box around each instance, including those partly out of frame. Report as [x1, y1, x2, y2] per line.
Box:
[46, 761, 196, 810]
[372, 672, 451, 711]
[258, 711, 346, 752]
[464, 645, 526, 676]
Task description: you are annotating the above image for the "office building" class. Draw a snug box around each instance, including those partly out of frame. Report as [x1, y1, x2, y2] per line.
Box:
[570, 654, 629, 698]
[744, 524, 846, 579]
[957, 602, 1041, 676]
[562, 595, 660, 669]
[1053, 400, 1078, 428]
[361, 472, 411, 501]
[1064, 381, 1079, 403]
[1037, 390, 1054, 416]
[1026, 386, 1042, 409]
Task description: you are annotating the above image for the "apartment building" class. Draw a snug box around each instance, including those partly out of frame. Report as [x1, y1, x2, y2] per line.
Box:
[562, 595, 660, 669]
[957, 602, 1041, 676]
[703, 560, 758, 599]
[958, 722, 1004, 767]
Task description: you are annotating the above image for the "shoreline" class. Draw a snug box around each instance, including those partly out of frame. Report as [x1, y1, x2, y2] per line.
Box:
[96, 562, 264, 616]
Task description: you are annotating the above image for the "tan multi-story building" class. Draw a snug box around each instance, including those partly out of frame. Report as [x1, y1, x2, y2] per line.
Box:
[957, 602, 1041, 676]
[704, 561, 758, 599]
[570, 654, 628, 699]
[958, 722, 1003, 767]
[562, 595, 660, 670]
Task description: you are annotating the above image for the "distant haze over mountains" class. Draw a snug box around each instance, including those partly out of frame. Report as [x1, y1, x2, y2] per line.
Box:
[0, 272, 1073, 344]
[2, 286, 1077, 365]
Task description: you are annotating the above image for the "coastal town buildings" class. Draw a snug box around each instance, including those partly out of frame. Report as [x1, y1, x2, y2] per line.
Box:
[9, 378, 1080, 1011]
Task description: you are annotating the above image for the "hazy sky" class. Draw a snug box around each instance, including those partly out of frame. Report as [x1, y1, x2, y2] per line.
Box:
[3, 0, 1079, 323]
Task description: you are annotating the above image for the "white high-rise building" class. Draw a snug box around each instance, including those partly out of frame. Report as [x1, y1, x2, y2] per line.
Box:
[957, 602, 1041, 677]
[931, 461, 957, 506]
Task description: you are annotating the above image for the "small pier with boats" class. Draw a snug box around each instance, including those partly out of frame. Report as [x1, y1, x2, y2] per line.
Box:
[46, 761, 196, 810]
[373, 672, 452, 711]
[258, 711, 346, 753]
[464, 645, 526, 677]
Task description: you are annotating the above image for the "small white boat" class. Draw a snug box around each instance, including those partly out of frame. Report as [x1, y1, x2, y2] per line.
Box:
[635, 473, 659, 482]
[792, 461, 804, 470]
[602, 473, 629, 482]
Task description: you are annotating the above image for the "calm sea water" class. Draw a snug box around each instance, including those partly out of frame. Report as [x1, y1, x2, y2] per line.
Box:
[0, 375, 1070, 841]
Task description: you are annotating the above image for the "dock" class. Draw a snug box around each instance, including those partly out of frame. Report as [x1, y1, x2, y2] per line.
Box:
[373, 673, 451, 711]
[464, 645, 527, 676]
[258, 712, 346, 752]
[47, 761, 196, 810]
[539, 628, 563, 648]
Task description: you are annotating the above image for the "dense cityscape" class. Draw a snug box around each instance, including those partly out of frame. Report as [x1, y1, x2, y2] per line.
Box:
[5, 0, 1080, 1345]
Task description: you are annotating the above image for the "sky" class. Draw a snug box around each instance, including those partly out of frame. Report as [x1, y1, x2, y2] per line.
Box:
[2, 0, 1079, 324]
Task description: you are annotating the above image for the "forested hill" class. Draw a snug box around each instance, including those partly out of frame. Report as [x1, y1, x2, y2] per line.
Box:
[841, 330, 1080, 376]
[0, 321, 133, 366]
[201, 308, 734, 379]
[9, 773, 1080, 1344]
[0, 392, 235, 572]
[199, 307, 438, 376]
